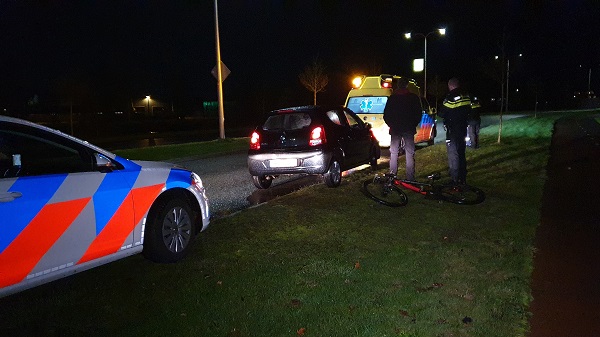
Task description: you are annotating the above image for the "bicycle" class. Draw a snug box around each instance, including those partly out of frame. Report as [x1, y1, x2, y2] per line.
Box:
[362, 173, 485, 207]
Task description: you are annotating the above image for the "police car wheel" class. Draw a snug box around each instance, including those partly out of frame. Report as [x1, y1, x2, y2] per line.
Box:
[143, 198, 195, 263]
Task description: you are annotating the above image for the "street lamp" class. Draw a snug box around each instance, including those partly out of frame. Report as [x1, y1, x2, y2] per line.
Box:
[404, 28, 446, 97]
[146, 95, 151, 116]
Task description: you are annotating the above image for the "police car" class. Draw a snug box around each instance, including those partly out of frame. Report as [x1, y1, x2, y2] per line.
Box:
[0, 116, 210, 297]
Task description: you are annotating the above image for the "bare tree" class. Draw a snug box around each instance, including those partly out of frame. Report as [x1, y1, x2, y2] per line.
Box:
[427, 75, 447, 113]
[527, 78, 544, 118]
[299, 58, 329, 105]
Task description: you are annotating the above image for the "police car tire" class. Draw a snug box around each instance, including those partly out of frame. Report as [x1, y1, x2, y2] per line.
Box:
[143, 198, 195, 263]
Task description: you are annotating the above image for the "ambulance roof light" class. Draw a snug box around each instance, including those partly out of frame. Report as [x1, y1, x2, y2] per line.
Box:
[351, 76, 364, 89]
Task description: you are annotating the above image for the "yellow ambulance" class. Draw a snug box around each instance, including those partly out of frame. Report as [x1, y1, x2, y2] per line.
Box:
[344, 74, 436, 147]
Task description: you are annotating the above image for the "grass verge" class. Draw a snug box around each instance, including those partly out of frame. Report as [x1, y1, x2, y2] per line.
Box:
[113, 137, 250, 161]
[0, 110, 596, 337]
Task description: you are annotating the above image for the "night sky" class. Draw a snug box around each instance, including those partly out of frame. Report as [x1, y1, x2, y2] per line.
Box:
[1, 1, 599, 115]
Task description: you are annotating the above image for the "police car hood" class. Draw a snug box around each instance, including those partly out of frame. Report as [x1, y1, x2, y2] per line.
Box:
[131, 160, 190, 172]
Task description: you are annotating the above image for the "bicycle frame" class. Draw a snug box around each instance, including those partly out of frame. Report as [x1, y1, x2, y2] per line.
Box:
[362, 173, 485, 207]
[391, 173, 440, 196]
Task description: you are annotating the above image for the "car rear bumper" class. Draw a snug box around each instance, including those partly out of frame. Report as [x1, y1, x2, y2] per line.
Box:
[248, 150, 332, 176]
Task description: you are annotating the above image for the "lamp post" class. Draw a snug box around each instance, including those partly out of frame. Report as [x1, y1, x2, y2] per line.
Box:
[146, 95, 151, 116]
[404, 28, 446, 97]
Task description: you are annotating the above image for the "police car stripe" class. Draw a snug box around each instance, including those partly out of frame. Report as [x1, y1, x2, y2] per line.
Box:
[166, 169, 192, 189]
[92, 170, 140, 235]
[48, 172, 105, 204]
[79, 193, 136, 264]
[131, 184, 166, 227]
[0, 174, 68, 252]
[78, 183, 164, 264]
[33, 201, 97, 274]
[0, 197, 90, 287]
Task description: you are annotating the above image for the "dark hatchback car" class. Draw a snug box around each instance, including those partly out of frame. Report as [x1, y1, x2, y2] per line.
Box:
[247, 105, 381, 189]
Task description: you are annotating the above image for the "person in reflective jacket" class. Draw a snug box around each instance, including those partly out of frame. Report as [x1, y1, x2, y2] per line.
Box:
[438, 77, 471, 185]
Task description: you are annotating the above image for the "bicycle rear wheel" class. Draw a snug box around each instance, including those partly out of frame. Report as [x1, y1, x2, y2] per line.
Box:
[438, 184, 485, 205]
[362, 178, 408, 207]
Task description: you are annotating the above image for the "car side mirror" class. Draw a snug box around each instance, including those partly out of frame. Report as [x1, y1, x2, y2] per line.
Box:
[95, 153, 116, 172]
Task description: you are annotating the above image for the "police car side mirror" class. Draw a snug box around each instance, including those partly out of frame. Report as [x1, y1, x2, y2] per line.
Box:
[94, 153, 116, 173]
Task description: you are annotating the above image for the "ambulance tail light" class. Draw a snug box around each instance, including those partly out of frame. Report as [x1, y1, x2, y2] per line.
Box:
[380, 74, 394, 88]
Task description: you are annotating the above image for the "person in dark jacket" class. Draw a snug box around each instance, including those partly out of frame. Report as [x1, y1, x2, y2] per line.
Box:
[467, 96, 482, 148]
[438, 77, 471, 185]
[383, 77, 422, 181]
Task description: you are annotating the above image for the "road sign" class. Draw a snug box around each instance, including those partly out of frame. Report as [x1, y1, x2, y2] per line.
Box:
[212, 61, 231, 81]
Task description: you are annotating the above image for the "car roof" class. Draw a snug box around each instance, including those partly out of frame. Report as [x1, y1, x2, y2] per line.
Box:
[269, 105, 346, 115]
[0, 115, 116, 158]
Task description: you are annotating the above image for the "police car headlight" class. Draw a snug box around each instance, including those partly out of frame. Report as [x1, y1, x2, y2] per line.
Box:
[191, 172, 204, 188]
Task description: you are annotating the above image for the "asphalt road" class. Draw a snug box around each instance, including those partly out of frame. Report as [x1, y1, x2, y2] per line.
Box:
[171, 113, 525, 219]
[171, 152, 324, 218]
[528, 116, 600, 336]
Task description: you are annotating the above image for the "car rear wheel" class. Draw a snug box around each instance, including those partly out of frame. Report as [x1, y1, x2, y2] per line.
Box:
[252, 175, 273, 189]
[323, 160, 342, 187]
[369, 146, 379, 170]
[143, 198, 195, 263]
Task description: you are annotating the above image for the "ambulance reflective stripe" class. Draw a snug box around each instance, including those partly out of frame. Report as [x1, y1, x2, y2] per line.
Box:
[78, 183, 165, 264]
[0, 197, 90, 287]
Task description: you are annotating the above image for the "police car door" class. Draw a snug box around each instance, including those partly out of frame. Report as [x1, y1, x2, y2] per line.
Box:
[0, 122, 134, 290]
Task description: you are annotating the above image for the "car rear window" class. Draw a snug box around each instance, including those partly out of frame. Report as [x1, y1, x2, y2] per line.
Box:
[263, 113, 312, 130]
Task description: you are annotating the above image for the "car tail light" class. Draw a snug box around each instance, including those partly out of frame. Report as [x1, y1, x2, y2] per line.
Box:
[250, 131, 260, 150]
[309, 126, 325, 146]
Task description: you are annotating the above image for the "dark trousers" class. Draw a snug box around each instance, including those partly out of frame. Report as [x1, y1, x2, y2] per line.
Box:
[446, 134, 467, 184]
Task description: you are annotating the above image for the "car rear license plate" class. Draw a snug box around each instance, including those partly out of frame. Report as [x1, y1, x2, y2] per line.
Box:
[270, 158, 297, 168]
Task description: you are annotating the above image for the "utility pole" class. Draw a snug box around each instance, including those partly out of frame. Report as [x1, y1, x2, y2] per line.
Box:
[506, 58, 510, 112]
[404, 28, 445, 99]
[214, 0, 225, 139]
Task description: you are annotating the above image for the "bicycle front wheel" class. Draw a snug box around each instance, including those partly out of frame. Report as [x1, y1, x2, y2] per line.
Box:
[362, 178, 408, 207]
[438, 184, 486, 205]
